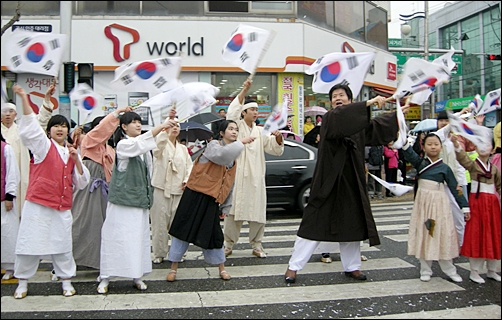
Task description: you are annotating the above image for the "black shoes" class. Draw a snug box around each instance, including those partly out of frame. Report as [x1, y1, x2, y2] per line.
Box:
[344, 270, 367, 280]
[285, 269, 296, 283]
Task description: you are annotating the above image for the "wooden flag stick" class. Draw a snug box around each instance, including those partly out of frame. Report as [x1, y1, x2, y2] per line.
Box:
[248, 30, 277, 81]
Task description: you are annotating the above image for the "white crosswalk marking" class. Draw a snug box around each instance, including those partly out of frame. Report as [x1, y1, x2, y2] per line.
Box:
[1, 200, 500, 318]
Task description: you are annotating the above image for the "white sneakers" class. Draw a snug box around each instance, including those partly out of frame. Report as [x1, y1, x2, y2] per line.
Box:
[449, 273, 463, 283]
[469, 271, 485, 284]
[420, 275, 431, 282]
[487, 271, 501, 282]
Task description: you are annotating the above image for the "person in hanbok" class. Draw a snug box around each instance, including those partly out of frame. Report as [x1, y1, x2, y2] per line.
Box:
[1, 132, 20, 281]
[71, 106, 133, 270]
[223, 78, 284, 259]
[451, 134, 501, 284]
[284, 84, 403, 283]
[402, 133, 469, 283]
[491, 122, 501, 173]
[1, 84, 57, 214]
[150, 120, 193, 264]
[167, 120, 255, 281]
[97, 112, 177, 294]
[12, 84, 90, 299]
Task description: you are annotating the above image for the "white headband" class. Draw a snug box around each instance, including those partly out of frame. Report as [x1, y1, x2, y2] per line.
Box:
[243, 102, 258, 111]
[1, 103, 17, 115]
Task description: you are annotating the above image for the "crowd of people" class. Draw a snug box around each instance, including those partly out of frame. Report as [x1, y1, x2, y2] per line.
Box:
[1, 79, 500, 300]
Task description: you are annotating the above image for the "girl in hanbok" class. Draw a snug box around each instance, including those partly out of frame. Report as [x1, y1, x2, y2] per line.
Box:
[71, 106, 132, 270]
[451, 134, 501, 284]
[12, 85, 90, 299]
[166, 120, 255, 282]
[402, 133, 469, 283]
[1, 132, 20, 281]
[97, 112, 176, 294]
[150, 121, 193, 264]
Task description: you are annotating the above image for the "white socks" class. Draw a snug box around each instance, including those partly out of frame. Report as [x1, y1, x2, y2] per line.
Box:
[2, 270, 14, 280]
[133, 278, 147, 290]
[62, 279, 74, 291]
[14, 279, 28, 299]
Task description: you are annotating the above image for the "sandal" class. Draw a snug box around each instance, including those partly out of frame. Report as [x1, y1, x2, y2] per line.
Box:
[224, 247, 232, 257]
[220, 270, 231, 280]
[166, 270, 177, 282]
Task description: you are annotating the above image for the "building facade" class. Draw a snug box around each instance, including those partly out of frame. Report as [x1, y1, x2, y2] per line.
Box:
[1, 1, 396, 135]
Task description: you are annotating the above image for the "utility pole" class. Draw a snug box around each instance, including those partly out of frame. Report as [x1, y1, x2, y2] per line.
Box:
[59, 1, 72, 123]
[424, 1, 435, 118]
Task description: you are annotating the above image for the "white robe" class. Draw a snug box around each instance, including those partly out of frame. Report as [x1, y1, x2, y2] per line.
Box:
[226, 97, 284, 224]
[15, 113, 90, 255]
[0, 101, 55, 214]
[100, 131, 157, 279]
[1, 144, 21, 265]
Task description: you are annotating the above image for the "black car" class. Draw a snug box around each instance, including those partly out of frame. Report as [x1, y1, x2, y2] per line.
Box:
[190, 138, 317, 213]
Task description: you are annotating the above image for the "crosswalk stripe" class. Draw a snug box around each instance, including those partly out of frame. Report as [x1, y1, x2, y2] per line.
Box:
[0, 277, 463, 312]
[354, 305, 501, 319]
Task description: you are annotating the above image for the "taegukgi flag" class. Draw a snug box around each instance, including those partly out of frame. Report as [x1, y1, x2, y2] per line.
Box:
[411, 47, 456, 105]
[69, 82, 101, 120]
[468, 94, 484, 116]
[306, 52, 376, 96]
[262, 99, 289, 136]
[4, 29, 68, 77]
[394, 58, 450, 99]
[477, 88, 500, 116]
[447, 111, 493, 154]
[221, 24, 274, 74]
[110, 57, 182, 93]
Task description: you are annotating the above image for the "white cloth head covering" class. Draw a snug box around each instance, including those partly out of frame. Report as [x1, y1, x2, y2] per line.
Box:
[243, 101, 259, 111]
[1, 102, 17, 115]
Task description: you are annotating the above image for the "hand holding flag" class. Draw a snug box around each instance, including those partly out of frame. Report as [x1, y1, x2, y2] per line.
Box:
[477, 88, 500, 116]
[306, 52, 375, 97]
[110, 57, 183, 93]
[262, 99, 289, 136]
[69, 82, 101, 123]
[447, 111, 493, 154]
[4, 29, 68, 77]
[222, 24, 275, 76]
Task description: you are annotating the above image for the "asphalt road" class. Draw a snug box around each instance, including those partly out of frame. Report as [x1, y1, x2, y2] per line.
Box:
[1, 200, 500, 319]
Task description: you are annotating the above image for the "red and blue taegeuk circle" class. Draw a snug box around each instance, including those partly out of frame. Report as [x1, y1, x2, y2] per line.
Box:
[83, 96, 96, 111]
[491, 98, 500, 107]
[461, 123, 474, 135]
[412, 77, 437, 88]
[26, 42, 45, 63]
[320, 62, 341, 82]
[135, 62, 156, 80]
[226, 34, 244, 52]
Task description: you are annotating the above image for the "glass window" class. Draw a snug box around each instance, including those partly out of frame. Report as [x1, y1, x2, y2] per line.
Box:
[483, 8, 501, 92]
[212, 73, 273, 125]
[364, 2, 388, 50]
[1, 1, 59, 16]
[265, 143, 310, 161]
[142, 1, 202, 15]
[304, 74, 331, 109]
[207, 1, 248, 13]
[75, 1, 140, 15]
[251, 1, 293, 12]
[334, 1, 365, 43]
[460, 15, 481, 98]
[297, 1, 335, 31]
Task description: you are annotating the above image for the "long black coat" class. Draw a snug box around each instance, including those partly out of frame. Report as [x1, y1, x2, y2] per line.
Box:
[297, 102, 399, 246]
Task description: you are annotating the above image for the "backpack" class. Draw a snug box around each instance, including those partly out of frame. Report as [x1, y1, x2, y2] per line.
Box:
[368, 146, 384, 166]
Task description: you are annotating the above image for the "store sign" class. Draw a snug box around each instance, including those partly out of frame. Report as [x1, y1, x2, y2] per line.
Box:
[388, 38, 403, 47]
[393, 53, 463, 76]
[12, 24, 52, 33]
[405, 106, 421, 120]
[387, 62, 397, 80]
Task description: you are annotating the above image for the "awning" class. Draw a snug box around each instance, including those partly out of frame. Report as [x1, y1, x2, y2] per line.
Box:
[372, 87, 395, 96]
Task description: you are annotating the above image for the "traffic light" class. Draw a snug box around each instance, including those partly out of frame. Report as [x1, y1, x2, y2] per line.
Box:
[63, 62, 75, 94]
[77, 63, 94, 88]
[486, 54, 501, 61]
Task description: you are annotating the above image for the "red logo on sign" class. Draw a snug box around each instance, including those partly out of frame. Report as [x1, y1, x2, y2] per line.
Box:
[387, 62, 397, 80]
[104, 23, 140, 62]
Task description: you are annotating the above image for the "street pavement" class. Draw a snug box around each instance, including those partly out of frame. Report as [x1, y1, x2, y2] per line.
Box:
[1, 200, 501, 319]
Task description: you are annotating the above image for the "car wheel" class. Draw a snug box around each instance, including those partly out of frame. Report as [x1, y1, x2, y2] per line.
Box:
[296, 183, 311, 213]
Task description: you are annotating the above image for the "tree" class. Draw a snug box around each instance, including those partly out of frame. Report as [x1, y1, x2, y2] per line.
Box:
[1, 2, 22, 36]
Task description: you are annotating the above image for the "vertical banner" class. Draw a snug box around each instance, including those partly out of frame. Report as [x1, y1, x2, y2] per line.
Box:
[277, 73, 304, 135]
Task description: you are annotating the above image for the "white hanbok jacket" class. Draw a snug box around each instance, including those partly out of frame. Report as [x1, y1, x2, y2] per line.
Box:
[1, 143, 20, 264]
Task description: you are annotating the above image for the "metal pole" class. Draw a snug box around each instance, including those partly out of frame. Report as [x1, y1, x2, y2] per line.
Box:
[59, 1, 72, 123]
[424, 1, 435, 119]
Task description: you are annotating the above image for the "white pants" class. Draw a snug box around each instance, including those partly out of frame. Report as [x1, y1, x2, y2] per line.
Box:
[469, 258, 501, 273]
[288, 237, 361, 272]
[14, 252, 76, 279]
[419, 258, 457, 277]
[149, 188, 181, 259]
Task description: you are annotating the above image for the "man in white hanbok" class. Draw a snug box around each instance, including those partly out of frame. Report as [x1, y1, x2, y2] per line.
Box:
[223, 78, 284, 258]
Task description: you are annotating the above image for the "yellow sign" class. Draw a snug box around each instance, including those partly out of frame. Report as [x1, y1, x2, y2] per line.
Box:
[277, 73, 304, 134]
[405, 106, 421, 120]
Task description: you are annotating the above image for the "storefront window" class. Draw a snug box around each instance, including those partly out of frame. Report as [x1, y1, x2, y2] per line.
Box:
[364, 2, 388, 50]
[304, 75, 330, 109]
[334, 1, 365, 43]
[297, 1, 335, 31]
[212, 73, 273, 125]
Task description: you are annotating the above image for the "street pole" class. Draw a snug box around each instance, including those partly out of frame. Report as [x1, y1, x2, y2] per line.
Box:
[424, 1, 435, 119]
[59, 1, 72, 123]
